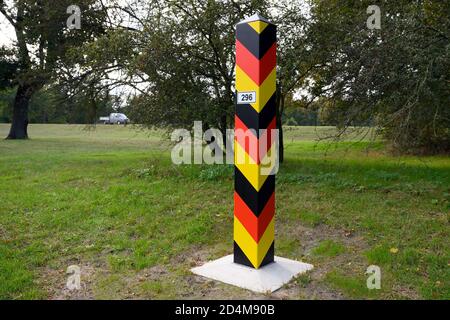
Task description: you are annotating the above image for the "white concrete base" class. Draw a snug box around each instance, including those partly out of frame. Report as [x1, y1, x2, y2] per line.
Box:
[191, 255, 313, 294]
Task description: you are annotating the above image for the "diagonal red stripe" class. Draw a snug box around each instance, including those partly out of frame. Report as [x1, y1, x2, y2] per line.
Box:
[236, 40, 277, 86]
[234, 191, 275, 242]
[235, 115, 277, 164]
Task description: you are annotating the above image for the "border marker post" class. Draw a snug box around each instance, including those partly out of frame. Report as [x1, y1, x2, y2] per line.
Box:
[233, 13, 277, 269]
[191, 14, 313, 293]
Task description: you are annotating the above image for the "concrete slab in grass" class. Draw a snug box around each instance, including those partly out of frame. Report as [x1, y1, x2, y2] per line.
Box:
[191, 255, 313, 294]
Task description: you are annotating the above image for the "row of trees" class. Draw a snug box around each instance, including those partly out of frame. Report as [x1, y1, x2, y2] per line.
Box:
[1, 0, 449, 154]
[0, 87, 122, 124]
[0, 85, 353, 127]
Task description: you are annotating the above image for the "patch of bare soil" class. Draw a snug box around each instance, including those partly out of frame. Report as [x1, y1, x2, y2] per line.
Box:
[273, 223, 368, 300]
[139, 265, 169, 281]
[285, 223, 420, 300]
[0, 226, 6, 240]
[35, 224, 419, 299]
[182, 224, 364, 300]
[38, 262, 103, 300]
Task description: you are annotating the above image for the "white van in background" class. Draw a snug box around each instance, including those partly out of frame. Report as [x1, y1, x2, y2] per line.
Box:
[99, 113, 129, 125]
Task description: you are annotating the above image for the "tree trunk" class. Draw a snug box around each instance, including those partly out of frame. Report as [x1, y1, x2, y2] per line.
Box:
[276, 86, 285, 163]
[278, 118, 284, 163]
[220, 114, 228, 153]
[6, 84, 33, 139]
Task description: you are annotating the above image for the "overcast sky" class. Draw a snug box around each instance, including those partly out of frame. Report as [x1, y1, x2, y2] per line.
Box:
[0, 14, 14, 47]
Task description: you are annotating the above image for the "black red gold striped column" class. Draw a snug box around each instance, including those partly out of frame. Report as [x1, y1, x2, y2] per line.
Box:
[234, 14, 277, 269]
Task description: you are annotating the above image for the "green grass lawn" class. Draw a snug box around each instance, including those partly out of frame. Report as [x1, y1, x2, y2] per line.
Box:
[0, 124, 448, 300]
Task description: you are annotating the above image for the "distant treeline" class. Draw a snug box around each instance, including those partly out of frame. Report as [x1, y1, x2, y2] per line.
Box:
[282, 98, 371, 127]
[0, 87, 126, 124]
[0, 86, 370, 127]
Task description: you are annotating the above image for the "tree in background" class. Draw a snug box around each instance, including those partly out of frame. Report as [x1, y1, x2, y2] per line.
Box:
[0, 0, 106, 139]
[307, 0, 450, 154]
[0, 46, 17, 89]
[72, 0, 271, 149]
[272, 0, 323, 161]
[33, 0, 449, 155]
[282, 95, 320, 126]
[70, 0, 315, 159]
[0, 46, 17, 122]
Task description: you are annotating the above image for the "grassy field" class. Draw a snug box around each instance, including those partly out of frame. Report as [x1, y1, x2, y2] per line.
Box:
[0, 124, 448, 300]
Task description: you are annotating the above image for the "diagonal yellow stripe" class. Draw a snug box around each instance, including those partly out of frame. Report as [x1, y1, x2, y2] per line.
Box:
[234, 217, 275, 269]
[236, 65, 276, 113]
[248, 21, 268, 34]
[234, 142, 277, 191]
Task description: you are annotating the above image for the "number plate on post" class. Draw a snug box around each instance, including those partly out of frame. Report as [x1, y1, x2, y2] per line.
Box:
[237, 91, 257, 104]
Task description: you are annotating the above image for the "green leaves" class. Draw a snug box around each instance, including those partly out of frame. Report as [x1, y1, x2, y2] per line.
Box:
[306, 1, 450, 154]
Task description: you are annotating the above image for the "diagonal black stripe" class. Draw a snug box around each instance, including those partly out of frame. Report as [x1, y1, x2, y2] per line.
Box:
[233, 241, 254, 268]
[234, 241, 274, 269]
[236, 93, 276, 138]
[259, 241, 275, 267]
[235, 167, 275, 217]
[236, 23, 276, 60]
